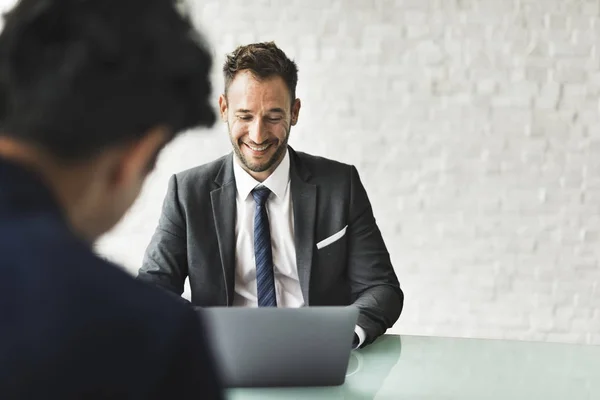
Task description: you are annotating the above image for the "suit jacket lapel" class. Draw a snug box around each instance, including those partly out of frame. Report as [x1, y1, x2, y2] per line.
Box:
[210, 153, 236, 306]
[289, 147, 316, 305]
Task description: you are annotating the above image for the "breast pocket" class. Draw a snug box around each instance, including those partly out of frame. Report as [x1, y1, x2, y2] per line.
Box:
[313, 225, 349, 299]
[316, 225, 347, 250]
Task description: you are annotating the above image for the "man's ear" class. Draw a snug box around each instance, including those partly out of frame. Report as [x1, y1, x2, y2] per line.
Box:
[291, 98, 301, 126]
[110, 126, 170, 188]
[218, 94, 228, 122]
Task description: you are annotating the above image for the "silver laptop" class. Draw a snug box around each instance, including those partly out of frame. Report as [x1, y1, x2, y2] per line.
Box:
[199, 306, 359, 388]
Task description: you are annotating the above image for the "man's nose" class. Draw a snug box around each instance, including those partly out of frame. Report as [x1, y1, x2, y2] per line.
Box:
[247, 119, 268, 144]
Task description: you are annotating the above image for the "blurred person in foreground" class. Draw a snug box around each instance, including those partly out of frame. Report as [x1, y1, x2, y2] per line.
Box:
[138, 41, 404, 348]
[0, 0, 223, 398]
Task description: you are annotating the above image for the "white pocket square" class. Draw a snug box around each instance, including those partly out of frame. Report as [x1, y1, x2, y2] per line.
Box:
[316, 225, 348, 250]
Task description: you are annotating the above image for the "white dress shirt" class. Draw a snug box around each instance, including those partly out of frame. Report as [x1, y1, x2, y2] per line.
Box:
[232, 149, 304, 308]
[231, 148, 366, 347]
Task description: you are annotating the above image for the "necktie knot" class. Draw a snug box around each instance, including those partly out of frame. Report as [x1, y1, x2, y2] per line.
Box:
[252, 186, 271, 207]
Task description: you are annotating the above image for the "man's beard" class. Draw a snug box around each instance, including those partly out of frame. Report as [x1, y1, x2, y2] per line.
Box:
[229, 124, 290, 173]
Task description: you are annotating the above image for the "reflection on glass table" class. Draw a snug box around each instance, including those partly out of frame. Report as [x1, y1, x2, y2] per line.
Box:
[227, 334, 600, 400]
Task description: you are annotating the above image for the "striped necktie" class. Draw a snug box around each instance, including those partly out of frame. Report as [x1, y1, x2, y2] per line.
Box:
[252, 186, 277, 307]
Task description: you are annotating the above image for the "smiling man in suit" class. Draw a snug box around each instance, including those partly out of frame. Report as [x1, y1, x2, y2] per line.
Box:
[138, 41, 404, 348]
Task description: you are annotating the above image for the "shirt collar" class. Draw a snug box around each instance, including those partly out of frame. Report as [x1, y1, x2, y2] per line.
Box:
[233, 147, 290, 200]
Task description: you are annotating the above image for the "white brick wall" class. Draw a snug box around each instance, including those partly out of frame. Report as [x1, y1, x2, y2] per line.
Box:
[95, 0, 600, 345]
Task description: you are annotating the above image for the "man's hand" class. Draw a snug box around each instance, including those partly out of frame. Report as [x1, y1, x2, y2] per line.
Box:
[352, 333, 360, 349]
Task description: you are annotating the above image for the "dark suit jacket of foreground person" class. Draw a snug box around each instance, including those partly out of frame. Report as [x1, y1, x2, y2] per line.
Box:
[0, 159, 223, 399]
[138, 146, 404, 347]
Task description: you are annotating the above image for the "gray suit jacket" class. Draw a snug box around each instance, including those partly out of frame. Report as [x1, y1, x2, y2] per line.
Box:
[138, 147, 403, 346]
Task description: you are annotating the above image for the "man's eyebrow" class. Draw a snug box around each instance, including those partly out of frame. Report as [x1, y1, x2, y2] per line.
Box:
[235, 108, 286, 114]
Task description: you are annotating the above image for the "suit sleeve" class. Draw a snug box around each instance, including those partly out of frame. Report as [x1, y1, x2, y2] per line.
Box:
[137, 174, 189, 296]
[154, 307, 225, 400]
[346, 165, 404, 347]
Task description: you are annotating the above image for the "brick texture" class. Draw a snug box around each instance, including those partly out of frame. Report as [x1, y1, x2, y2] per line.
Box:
[94, 0, 600, 345]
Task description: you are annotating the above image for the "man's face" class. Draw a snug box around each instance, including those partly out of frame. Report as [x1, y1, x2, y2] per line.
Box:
[219, 70, 300, 181]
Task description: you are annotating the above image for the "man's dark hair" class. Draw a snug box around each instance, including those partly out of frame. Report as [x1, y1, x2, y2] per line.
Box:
[0, 0, 216, 161]
[223, 41, 298, 102]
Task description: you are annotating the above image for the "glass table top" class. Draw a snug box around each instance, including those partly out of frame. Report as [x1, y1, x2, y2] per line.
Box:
[227, 334, 600, 399]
